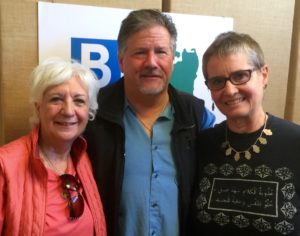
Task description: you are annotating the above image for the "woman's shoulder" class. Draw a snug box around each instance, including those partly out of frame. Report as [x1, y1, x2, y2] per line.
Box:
[200, 120, 226, 134]
[0, 131, 34, 162]
[268, 113, 300, 135]
[198, 120, 226, 143]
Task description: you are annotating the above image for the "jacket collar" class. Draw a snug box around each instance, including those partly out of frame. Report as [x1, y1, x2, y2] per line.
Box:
[96, 78, 199, 129]
[96, 78, 125, 126]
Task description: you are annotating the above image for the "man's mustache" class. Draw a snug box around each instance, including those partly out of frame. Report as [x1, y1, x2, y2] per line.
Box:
[140, 69, 163, 77]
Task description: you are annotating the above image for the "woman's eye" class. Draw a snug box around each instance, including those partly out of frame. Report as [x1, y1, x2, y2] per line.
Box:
[212, 78, 224, 85]
[232, 71, 250, 81]
[50, 97, 62, 103]
[74, 99, 86, 105]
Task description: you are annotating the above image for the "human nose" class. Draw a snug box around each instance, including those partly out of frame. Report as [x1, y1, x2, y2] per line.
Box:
[223, 79, 238, 95]
[144, 51, 158, 67]
[61, 99, 75, 116]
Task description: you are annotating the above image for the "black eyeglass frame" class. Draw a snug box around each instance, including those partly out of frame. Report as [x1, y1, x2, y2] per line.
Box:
[205, 68, 256, 91]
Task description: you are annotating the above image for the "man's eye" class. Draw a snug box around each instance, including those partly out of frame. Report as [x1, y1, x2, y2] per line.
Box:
[133, 50, 146, 56]
[157, 50, 167, 54]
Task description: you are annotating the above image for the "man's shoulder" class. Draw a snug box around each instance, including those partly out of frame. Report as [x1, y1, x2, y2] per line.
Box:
[97, 79, 125, 111]
[169, 86, 204, 106]
[99, 79, 124, 97]
[269, 114, 300, 136]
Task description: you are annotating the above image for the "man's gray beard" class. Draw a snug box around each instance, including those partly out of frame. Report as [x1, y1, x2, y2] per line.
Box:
[139, 84, 165, 95]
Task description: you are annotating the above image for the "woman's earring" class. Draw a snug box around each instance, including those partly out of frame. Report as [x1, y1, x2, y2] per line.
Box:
[212, 102, 215, 111]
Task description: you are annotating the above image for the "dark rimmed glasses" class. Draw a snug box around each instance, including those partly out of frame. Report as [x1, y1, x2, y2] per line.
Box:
[205, 68, 256, 91]
[60, 174, 84, 220]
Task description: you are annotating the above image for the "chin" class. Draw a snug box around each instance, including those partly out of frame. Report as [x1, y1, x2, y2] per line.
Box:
[56, 131, 80, 142]
[140, 86, 164, 95]
[223, 109, 250, 120]
[227, 113, 251, 121]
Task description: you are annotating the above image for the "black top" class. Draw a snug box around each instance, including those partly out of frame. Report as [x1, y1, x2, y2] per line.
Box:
[190, 114, 300, 236]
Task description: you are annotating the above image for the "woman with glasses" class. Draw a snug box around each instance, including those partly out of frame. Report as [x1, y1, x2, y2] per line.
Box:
[190, 31, 300, 235]
[0, 58, 106, 236]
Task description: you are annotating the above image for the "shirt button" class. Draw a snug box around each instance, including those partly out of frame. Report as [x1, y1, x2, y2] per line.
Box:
[152, 203, 158, 208]
[152, 231, 156, 236]
[154, 173, 158, 178]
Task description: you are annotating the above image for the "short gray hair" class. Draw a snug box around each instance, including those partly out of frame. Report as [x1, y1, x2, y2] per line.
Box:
[202, 31, 265, 79]
[29, 57, 100, 125]
[117, 9, 177, 54]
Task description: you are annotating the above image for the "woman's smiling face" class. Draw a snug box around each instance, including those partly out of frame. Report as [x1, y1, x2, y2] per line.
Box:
[35, 76, 89, 145]
[206, 52, 268, 121]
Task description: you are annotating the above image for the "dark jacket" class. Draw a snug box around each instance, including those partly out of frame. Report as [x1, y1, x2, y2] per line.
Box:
[84, 78, 206, 236]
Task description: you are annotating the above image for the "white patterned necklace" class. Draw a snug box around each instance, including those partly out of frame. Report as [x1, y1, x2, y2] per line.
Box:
[221, 114, 273, 161]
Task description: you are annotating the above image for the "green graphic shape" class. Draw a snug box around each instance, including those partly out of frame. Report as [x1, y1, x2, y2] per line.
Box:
[171, 48, 199, 94]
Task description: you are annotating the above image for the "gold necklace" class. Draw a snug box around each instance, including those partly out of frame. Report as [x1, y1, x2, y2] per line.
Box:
[221, 114, 273, 161]
[136, 101, 169, 137]
[39, 149, 69, 175]
[137, 117, 152, 133]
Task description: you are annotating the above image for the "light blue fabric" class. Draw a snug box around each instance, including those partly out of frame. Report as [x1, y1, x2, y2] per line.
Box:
[201, 107, 216, 129]
[120, 100, 178, 236]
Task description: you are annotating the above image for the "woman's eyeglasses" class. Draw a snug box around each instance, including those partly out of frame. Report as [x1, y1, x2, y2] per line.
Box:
[205, 68, 256, 91]
[60, 174, 84, 220]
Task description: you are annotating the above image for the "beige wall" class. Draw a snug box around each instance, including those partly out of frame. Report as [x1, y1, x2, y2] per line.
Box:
[0, 0, 162, 145]
[0, 0, 299, 145]
[170, 0, 295, 122]
[285, 0, 300, 123]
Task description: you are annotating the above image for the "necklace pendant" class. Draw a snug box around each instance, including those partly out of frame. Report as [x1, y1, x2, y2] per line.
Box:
[252, 144, 260, 153]
[263, 128, 273, 136]
[234, 152, 240, 161]
[258, 137, 267, 144]
[222, 113, 272, 161]
[225, 147, 232, 156]
[244, 151, 252, 160]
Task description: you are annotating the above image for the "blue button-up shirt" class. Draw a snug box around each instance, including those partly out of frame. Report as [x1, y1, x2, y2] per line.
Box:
[120, 99, 215, 236]
[120, 100, 177, 236]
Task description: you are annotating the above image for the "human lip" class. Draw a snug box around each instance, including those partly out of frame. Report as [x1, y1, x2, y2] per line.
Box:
[140, 70, 162, 78]
[55, 121, 78, 126]
[140, 74, 161, 79]
[225, 97, 245, 106]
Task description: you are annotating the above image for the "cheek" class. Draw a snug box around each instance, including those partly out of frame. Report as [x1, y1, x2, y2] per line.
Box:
[78, 108, 89, 122]
[210, 91, 220, 103]
[246, 84, 263, 99]
[38, 106, 52, 120]
[163, 59, 173, 71]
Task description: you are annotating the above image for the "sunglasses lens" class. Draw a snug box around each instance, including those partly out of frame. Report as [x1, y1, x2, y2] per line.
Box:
[69, 194, 84, 219]
[60, 174, 80, 191]
[60, 174, 84, 220]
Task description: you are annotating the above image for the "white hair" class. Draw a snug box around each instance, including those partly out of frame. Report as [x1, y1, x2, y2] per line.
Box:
[29, 57, 100, 125]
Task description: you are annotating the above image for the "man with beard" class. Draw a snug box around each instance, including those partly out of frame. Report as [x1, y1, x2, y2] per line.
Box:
[84, 9, 215, 236]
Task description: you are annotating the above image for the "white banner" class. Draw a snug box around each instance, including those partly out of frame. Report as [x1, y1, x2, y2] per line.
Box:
[38, 2, 233, 124]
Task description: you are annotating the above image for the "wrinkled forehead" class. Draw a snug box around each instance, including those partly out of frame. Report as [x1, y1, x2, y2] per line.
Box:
[206, 52, 253, 77]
